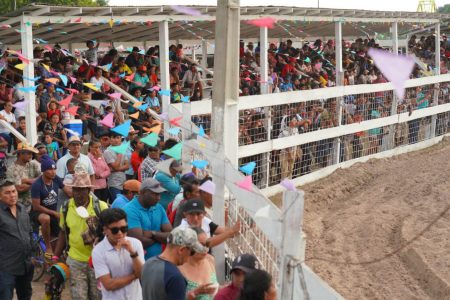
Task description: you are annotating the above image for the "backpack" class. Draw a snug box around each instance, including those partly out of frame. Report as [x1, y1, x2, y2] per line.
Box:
[61, 193, 102, 253]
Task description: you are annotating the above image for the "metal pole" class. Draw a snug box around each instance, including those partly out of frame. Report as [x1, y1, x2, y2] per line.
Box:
[260, 26, 271, 188]
[21, 16, 37, 146]
[211, 0, 240, 283]
[159, 20, 170, 141]
[201, 39, 208, 69]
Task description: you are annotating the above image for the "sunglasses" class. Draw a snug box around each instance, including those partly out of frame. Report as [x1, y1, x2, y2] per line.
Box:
[109, 226, 128, 234]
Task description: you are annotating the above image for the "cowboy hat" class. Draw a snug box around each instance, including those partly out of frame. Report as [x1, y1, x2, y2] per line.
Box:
[14, 142, 39, 154]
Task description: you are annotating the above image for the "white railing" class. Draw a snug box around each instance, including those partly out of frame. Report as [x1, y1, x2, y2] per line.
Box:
[171, 74, 450, 195]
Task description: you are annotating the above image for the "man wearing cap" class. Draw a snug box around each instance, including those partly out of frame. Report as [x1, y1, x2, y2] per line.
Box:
[56, 135, 95, 184]
[141, 227, 212, 300]
[214, 254, 258, 300]
[124, 178, 172, 260]
[6, 143, 41, 212]
[178, 199, 240, 249]
[104, 132, 130, 200]
[154, 159, 182, 210]
[111, 180, 140, 209]
[30, 155, 69, 258]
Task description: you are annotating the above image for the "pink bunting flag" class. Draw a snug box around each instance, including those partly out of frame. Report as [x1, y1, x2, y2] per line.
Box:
[108, 92, 122, 99]
[170, 5, 203, 16]
[74, 17, 82, 23]
[236, 175, 253, 192]
[124, 73, 135, 81]
[246, 17, 276, 29]
[169, 116, 182, 127]
[65, 105, 79, 116]
[44, 45, 53, 52]
[0, 24, 11, 29]
[280, 178, 296, 192]
[100, 112, 114, 128]
[17, 54, 30, 64]
[368, 48, 415, 100]
[199, 180, 215, 195]
[146, 21, 152, 27]
[59, 93, 73, 108]
[49, 70, 61, 76]
[13, 101, 28, 111]
[152, 86, 161, 91]
[65, 88, 79, 94]
[159, 112, 168, 120]
[69, 76, 76, 84]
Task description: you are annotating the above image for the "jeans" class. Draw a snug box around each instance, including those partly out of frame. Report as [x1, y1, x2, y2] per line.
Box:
[108, 187, 123, 202]
[0, 267, 34, 300]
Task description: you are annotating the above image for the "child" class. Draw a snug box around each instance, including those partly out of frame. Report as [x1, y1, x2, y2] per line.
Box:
[57, 158, 78, 212]
[43, 133, 59, 161]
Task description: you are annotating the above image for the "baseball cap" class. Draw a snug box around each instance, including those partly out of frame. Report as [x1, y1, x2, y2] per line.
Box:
[140, 178, 166, 193]
[170, 160, 183, 172]
[231, 254, 258, 273]
[123, 180, 141, 192]
[68, 135, 82, 145]
[167, 227, 208, 253]
[183, 199, 205, 214]
[41, 155, 57, 172]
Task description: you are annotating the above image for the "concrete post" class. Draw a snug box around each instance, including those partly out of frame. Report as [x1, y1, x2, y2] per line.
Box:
[21, 16, 37, 146]
[159, 20, 170, 140]
[333, 21, 343, 164]
[431, 23, 441, 138]
[201, 39, 208, 69]
[210, 0, 240, 283]
[389, 22, 399, 150]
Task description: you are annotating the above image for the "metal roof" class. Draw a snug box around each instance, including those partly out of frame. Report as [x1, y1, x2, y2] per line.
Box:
[0, 4, 447, 45]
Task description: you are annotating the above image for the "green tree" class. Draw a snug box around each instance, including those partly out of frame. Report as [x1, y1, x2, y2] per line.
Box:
[438, 4, 450, 13]
[0, 0, 108, 14]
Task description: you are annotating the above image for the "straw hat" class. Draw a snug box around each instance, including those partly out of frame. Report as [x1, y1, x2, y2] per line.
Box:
[14, 142, 38, 154]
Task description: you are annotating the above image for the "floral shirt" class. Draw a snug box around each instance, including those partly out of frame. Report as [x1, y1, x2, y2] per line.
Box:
[6, 161, 41, 212]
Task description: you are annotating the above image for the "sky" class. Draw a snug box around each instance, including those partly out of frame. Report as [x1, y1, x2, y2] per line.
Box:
[108, 0, 450, 12]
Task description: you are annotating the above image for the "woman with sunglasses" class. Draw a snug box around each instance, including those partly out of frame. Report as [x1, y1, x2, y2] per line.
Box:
[92, 208, 145, 300]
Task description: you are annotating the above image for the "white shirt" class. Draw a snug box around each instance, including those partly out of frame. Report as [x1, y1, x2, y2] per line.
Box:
[56, 152, 95, 179]
[179, 216, 213, 237]
[92, 236, 144, 300]
[90, 76, 105, 89]
[0, 110, 16, 134]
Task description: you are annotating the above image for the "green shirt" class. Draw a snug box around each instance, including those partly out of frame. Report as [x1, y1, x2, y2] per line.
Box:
[59, 196, 108, 262]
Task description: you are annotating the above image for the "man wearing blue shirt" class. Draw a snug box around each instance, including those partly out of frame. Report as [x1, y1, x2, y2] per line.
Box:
[111, 180, 140, 209]
[124, 178, 172, 260]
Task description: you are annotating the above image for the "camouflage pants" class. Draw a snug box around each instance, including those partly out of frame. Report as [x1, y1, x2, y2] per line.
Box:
[66, 256, 101, 300]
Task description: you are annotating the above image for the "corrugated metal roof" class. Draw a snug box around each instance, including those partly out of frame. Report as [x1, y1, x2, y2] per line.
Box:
[0, 4, 447, 45]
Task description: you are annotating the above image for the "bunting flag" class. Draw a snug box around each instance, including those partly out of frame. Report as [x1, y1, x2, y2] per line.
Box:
[169, 116, 182, 127]
[199, 180, 215, 195]
[168, 127, 181, 136]
[109, 141, 130, 155]
[58, 93, 73, 108]
[236, 175, 253, 192]
[181, 95, 190, 103]
[100, 112, 114, 128]
[158, 89, 171, 96]
[18, 85, 38, 92]
[171, 5, 203, 16]
[108, 92, 122, 99]
[83, 83, 100, 92]
[15, 63, 26, 70]
[111, 120, 131, 137]
[239, 161, 256, 175]
[162, 142, 182, 160]
[246, 17, 276, 29]
[65, 88, 80, 94]
[140, 133, 159, 147]
[13, 101, 28, 111]
[45, 78, 60, 85]
[58, 74, 68, 86]
[191, 160, 208, 169]
[65, 105, 79, 116]
[280, 178, 296, 191]
[129, 111, 140, 119]
[198, 125, 205, 137]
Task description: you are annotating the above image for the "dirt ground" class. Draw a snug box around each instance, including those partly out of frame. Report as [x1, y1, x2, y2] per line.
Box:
[271, 138, 450, 300]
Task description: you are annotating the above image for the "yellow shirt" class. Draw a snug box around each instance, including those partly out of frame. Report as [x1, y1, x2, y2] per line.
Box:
[59, 196, 108, 262]
[119, 64, 132, 75]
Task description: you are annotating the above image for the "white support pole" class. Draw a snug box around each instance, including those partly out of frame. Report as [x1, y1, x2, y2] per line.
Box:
[279, 190, 306, 300]
[333, 21, 343, 165]
[201, 39, 208, 69]
[211, 0, 240, 283]
[260, 26, 268, 95]
[21, 16, 37, 146]
[159, 20, 170, 141]
[192, 45, 197, 63]
[181, 102, 192, 170]
[389, 22, 399, 150]
[431, 22, 441, 138]
[260, 26, 271, 188]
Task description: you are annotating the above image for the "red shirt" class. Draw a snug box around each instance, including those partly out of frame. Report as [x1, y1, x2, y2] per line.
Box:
[130, 151, 144, 173]
[214, 283, 240, 300]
